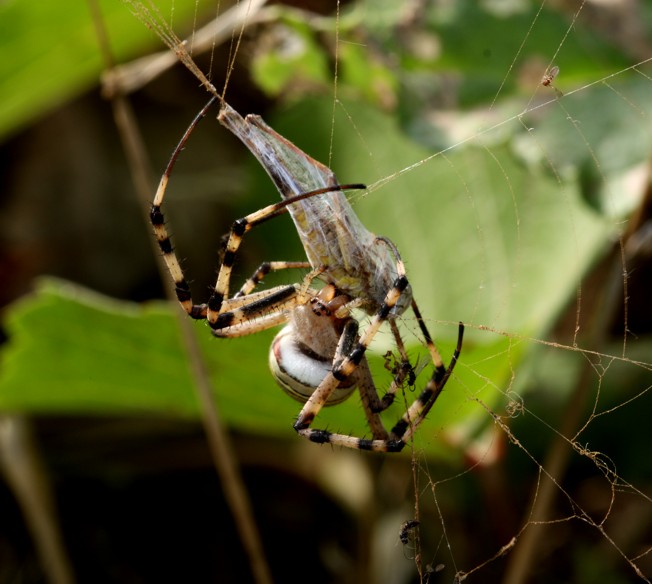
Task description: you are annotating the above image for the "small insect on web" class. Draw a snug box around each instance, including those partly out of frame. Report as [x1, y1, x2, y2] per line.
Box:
[150, 95, 464, 453]
[399, 519, 420, 545]
[541, 65, 563, 96]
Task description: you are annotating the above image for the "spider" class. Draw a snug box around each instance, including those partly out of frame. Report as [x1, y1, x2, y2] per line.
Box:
[150, 96, 464, 452]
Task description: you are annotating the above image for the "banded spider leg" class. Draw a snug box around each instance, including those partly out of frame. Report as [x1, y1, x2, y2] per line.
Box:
[151, 96, 464, 452]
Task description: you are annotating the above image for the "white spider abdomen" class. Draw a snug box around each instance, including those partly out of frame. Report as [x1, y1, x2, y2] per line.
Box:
[269, 323, 356, 405]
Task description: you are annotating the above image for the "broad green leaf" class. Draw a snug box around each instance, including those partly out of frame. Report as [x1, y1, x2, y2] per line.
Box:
[250, 19, 331, 97]
[0, 278, 518, 460]
[264, 96, 615, 338]
[1, 0, 646, 463]
[0, 0, 213, 140]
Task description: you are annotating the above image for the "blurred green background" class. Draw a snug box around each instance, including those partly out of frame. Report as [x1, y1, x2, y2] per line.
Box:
[0, 1, 651, 583]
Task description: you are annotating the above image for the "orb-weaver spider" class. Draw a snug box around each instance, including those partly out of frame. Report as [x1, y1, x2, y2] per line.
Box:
[150, 97, 463, 452]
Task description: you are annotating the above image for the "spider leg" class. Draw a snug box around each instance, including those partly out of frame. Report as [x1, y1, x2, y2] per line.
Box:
[293, 241, 463, 452]
[152, 188, 309, 327]
[355, 358, 391, 440]
[411, 299, 450, 384]
[355, 322, 414, 417]
[294, 321, 463, 452]
[316, 309, 390, 441]
[209, 285, 302, 338]
[210, 267, 323, 337]
[150, 199, 208, 320]
[150, 94, 362, 326]
[293, 320, 400, 451]
[150, 97, 219, 319]
[333, 297, 414, 414]
[294, 259, 412, 452]
[389, 320, 464, 443]
[207, 184, 364, 323]
[369, 319, 417, 412]
[235, 261, 311, 297]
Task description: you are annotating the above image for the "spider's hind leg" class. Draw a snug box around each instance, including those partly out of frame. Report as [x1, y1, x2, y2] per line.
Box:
[388, 320, 464, 444]
[293, 254, 416, 452]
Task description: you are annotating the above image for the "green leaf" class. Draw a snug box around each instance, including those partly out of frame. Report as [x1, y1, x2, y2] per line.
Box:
[265, 97, 614, 336]
[0, 278, 521, 459]
[337, 41, 398, 108]
[250, 19, 331, 98]
[0, 279, 199, 416]
[0, 0, 213, 140]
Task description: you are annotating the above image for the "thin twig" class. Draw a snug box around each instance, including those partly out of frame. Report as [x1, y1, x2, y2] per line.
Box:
[109, 0, 268, 95]
[88, 2, 273, 583]
[0, 417, 76, 584]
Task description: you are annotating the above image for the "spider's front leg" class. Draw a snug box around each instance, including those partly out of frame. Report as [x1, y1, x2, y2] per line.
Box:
[153, 178, 330, 336]
[151, 193, 305, 331]
[150, 94, 364, 333]
[208, 266, 328, 339]
[150, 199, 209, 320]
[204, 186, 365, 331]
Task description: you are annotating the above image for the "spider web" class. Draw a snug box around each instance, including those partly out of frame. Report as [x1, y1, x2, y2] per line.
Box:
[107, 1, 652, 581]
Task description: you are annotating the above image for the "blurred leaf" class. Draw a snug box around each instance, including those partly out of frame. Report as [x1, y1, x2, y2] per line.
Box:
[1, 0, 647, 464]
[337, 41, 398, 109]
[0, 279, 200, 416]
[0, 0, 213, 140]
[0, 278, 523, 460]
[431, 2, 628, 75]
[516, 78, 652, 216]
[264, 97, 614, 336]
[250, 19, 331, 97]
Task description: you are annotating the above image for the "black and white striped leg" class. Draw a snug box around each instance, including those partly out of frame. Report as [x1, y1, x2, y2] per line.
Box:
[388, 322, 464, 444]
[209, 267, 326, 338]
[372, 319, 418, 411]
[294, 321, 463, 453]
[149, 94, 363, 334]
[150, 202, 208, 320]
[293, 237, 464, 452]
[207, 184, 364, 325]
[293, 251, 415, 452]
[235, 261, 311, 297]
[150, 97, 219, 319]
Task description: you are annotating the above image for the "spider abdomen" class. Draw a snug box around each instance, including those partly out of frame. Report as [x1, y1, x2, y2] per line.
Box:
[270, 320, 356, 406]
